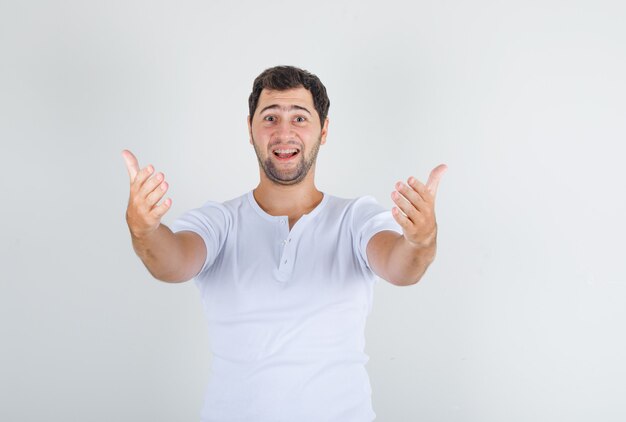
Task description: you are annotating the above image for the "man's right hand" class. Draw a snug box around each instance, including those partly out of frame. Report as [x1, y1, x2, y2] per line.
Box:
[122, 149, 172, 238]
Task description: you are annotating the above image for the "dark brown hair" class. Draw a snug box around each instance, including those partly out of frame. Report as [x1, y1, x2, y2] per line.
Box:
[248, 65, 330, 126]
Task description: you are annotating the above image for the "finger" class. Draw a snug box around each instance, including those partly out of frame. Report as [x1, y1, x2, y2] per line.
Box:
[425, 164, 448, 198]
[121, 150, 140, 183]
[391, 190, 421, 224]
[405, 178, 432, 207]
[132, 164, 155, 191]
[139, 172, 165, 199]
[391, 206, 412, 232]
[146, 180, 168, 209]
[396, 180, 426, 208]
[151, 197, 172, 220]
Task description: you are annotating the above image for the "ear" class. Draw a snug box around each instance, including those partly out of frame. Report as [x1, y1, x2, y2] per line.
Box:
[247, 115, 253, 145]
[320, 117, 329, 145]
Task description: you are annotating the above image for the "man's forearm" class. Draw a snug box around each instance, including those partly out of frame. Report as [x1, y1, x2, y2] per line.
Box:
[130, 224, 193, 283]
[385, 235, 436, 286]
[367, 229, 437, 286]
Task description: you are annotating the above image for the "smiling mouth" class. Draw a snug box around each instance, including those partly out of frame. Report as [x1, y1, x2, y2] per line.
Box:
[272, 148, 300, 160]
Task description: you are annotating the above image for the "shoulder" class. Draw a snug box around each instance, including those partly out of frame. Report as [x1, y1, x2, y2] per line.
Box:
[200, 191, 250, 214]
[345, 195, 389, 222]
[171, 193, 247, 230]
[319, 194, 395, 234]
[322, 193, 381, 214]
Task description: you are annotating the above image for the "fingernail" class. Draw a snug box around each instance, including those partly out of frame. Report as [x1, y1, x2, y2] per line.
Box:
[408, 177, 415, 184]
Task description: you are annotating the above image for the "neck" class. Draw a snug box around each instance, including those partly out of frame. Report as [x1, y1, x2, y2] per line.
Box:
[252, 166, 323, 218]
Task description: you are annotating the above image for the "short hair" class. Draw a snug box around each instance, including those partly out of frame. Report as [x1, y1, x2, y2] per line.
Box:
[248, 65, 330, 127]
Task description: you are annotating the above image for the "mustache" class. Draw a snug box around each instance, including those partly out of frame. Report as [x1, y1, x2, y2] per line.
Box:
[268, 140, 302, 149]
[249, 135, 304, 151]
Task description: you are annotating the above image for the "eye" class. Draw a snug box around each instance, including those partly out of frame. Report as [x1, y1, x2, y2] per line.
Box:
[294, 116, 307, 123]
[264, 115, 276, 122]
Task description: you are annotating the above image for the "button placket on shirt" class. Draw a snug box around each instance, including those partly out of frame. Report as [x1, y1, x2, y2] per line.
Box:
[277, 217, 291, 272]
[277, 215, 306, 277]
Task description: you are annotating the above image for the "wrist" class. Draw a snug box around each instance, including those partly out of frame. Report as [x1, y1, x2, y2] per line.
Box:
[404, 226, 437, 250]
[129, 223, 160, 242]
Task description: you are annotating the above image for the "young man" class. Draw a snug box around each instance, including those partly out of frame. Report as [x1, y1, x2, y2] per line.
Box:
[122, 65, 447, 421]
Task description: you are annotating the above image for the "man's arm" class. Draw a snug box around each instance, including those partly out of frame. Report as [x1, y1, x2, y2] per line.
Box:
[366, 164, 447, 286]
[122, 149, 206, 283]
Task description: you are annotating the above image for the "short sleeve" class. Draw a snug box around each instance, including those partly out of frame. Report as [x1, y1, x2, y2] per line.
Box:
[351, 196, 403, 272]
[169, 201, 230, 277]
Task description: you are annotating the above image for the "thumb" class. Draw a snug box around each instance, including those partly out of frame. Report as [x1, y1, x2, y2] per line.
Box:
[426, 164, 448, 198]
[121, 149, 140, 182]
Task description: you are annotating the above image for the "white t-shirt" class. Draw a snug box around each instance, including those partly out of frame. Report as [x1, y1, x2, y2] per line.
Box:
[170, 191, 402, 422]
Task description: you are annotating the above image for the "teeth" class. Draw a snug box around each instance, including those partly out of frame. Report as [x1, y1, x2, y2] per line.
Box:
[274, 149, 298, 154]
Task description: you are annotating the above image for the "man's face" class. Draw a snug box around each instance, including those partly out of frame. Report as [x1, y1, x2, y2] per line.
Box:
[248, 87, 328, 186]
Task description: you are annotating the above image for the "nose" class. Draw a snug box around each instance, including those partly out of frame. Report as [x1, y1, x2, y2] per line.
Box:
[275, 118, 295, 141]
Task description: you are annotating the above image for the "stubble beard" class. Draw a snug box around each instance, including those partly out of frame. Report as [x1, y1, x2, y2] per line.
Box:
[252, 135, 322, 186]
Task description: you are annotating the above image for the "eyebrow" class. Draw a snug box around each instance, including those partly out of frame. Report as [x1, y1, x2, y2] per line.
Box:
[259, 104, 312, 116]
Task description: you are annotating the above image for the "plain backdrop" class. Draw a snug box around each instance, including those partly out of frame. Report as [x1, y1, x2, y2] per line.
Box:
[1, 0, 625, 421]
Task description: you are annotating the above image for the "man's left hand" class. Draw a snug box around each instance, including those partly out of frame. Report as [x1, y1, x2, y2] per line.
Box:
[391, 164, 448, 249]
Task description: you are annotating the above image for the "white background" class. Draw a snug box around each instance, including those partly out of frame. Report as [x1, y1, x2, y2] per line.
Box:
[1, 0, 625, 420]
